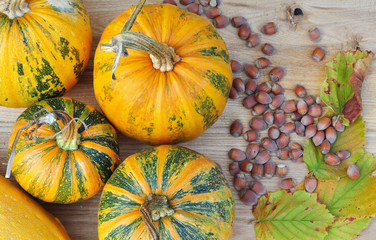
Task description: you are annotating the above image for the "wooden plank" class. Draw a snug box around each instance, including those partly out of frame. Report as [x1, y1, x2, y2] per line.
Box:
[0, 0, 376, 239]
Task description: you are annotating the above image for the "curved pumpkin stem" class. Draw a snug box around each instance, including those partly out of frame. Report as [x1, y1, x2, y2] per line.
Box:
[0, 0, 31, 20]
[5, 109, 89, 178]
[99, 0, 181, 80]
[140, 194, 175, 240]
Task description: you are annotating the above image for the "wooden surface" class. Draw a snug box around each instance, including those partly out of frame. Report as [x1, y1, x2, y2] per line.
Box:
[1, 0, 376, 239]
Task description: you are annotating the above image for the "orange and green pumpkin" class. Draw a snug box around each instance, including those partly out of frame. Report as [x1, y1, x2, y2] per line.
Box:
[0, 175, 70, 239]
[98, 145, 235, 240]
[0, 0, 92, 108]
[94, 0, 232, 145]
[8, 97, 119, 204]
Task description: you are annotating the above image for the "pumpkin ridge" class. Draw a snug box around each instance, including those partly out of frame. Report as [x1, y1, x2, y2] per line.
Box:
[159, 217, 181, 240]
[72, 150, 102, 193]
[127, 153, 154, 195]
[161, 146, 200, 192]
[107, 160, 146, 196]
[103, 184, 145, 204]
[103, 216, 143, 240]
[163, 157, 212, 198]
[172, 210, 223, 236]
[169, 215, 216, 240]
[79, 145, 118, 184]
[136, 147, 159, 192]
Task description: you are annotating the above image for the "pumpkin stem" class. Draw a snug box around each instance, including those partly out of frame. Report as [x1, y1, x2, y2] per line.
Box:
[140, 193, 175, 240]
[5, 109, 89, 178]
[99, 0, 181, 80]
[0, 0, 31, 19]
[53, 111, 82, 151]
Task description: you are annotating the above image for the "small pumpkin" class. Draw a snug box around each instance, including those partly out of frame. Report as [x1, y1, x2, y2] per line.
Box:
[94, 0, 232, 145]
[0, 0, 92, 108]
[0, 175, 70, 239]
[98, 145, 235, 240]
[7, 97, 119, 204]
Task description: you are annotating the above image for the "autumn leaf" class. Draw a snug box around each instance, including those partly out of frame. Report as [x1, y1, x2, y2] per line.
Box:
[303, 116, 366, 180]
[315, 153, 376, 217]
[320, 50, 374, 125]
[252, 190, 334, 240]
[309, 152, 376, 240]
[325, 217, 371, 240]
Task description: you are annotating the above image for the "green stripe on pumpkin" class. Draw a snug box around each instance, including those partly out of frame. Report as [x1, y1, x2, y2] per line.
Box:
[81, 109, 109, 128]
[170, 167, 228, 201]
[55, 151, 74, 203]
[99, 191, 140, 224]
[170, 216, 216, 240]
[162, 146, 199, 192]
[136, 148, 159, 192]
[80, 145, 117, 183]
[74, 159, 89, 199]
[45, 98, 67, 112]
[204, 70, 230, 97]
[72, 99, 90, 119]
[107, 164, 145, 196]
[193, 94, 219, 129]
[175, 199, 233, 223]
[104, 218, 143, 240]
[198, 46, 229, 64]
[158, 220, 175, 240]
[82, 135, 119, 154]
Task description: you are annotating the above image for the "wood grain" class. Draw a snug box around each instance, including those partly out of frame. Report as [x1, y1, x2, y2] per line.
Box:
[1, 0, 376, 239]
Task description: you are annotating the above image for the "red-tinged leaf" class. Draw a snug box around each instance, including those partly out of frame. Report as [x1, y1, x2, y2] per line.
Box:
[320, 50, 374, 126]
[325, 217, 371, 240]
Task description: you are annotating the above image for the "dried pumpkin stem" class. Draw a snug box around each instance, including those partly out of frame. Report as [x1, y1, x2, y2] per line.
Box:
[99, 0, 181, 80]
[0, 0, 31, 20]
[5, 109, 89, 178]
[140, 194, 175, 240]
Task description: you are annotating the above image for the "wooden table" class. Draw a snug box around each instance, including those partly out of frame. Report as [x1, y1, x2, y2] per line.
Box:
[1, 0, 376, 239]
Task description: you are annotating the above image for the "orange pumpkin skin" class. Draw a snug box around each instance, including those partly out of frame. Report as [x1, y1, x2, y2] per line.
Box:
[0, 0, 92, 108]
[94, 4, 232, 145]
[0, 175, 70, 239]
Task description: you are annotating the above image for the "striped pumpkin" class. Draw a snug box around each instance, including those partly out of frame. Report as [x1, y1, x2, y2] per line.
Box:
[0, 175, 70, 239]
[98, 145, 235, 240]
[0, 0, 92, 108]
[8, 97, 119, 204]
[94, 0, 232, 145]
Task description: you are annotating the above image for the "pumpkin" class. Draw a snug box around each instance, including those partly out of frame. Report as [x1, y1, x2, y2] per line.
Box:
[0, 0, 92, 108]
[0, 175, 70, 239]
[7, 97, 119, 204]
[98, 145, 235, 240]
[94, 0, 232, 145]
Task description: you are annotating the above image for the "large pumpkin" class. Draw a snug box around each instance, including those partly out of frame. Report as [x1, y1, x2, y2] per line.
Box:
[0, 0, 92, 108]
[8, 97, 119, 203]
[94, 0, 232, 145]
[0, 175, 70, 239]
[98, 145, 235, 239]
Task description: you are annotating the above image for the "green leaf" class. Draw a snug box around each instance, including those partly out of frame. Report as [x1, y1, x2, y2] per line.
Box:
[320, 51, 368, 119]
[311, 153, 376, 239]
[303, 116, 366, 180]
[253, 190, 335, 240]
[315, 153, 376, 217]
[325, 217, 371, 240]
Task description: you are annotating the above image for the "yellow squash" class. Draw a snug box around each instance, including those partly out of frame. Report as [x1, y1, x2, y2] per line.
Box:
[0, 0, 92, 108]
[0, 175, 70, 239]
[94, 0, 232, 145]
